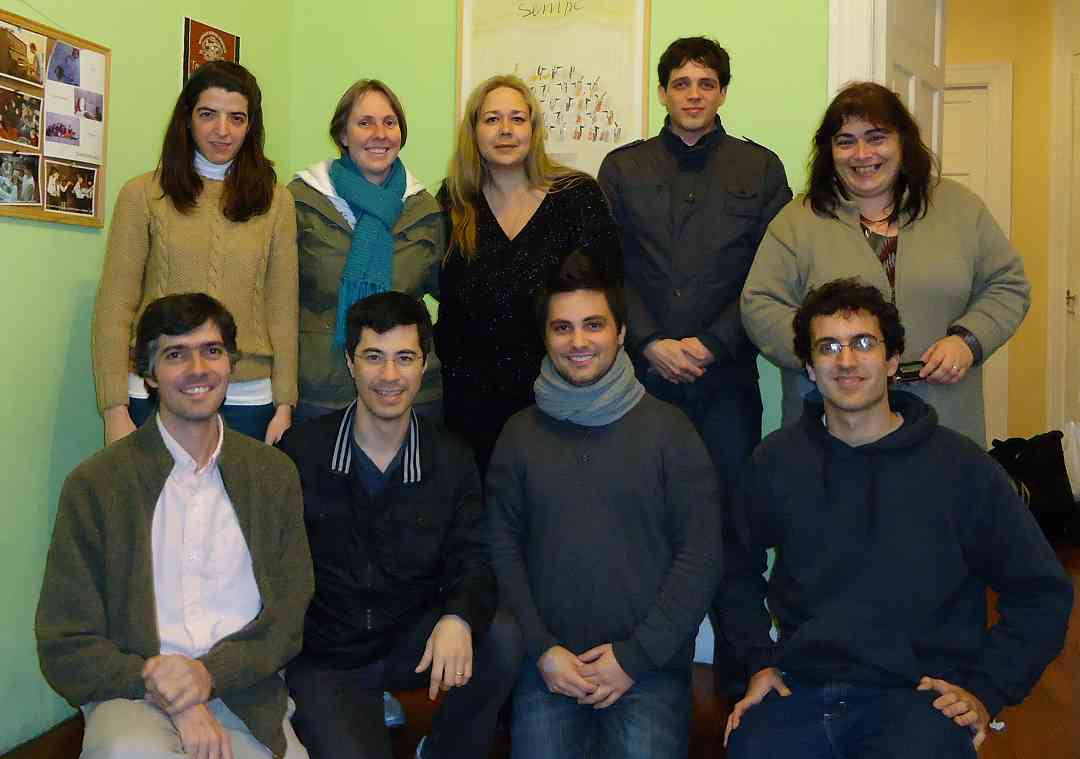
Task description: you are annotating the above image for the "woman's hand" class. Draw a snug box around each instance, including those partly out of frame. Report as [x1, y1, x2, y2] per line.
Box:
[103, 405, 137, 445]
[264, 404, 293, 445]
[919, 336, 974, 385]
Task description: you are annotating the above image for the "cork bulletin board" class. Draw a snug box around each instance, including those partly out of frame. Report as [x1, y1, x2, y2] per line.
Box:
[0, 8, 110, 228]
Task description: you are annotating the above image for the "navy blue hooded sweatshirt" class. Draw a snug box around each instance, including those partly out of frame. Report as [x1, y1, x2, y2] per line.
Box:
[720, 391, 1072, 717]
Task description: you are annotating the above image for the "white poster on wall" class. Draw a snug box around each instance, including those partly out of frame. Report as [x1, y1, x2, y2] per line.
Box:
[43, 42, 106, 165]
[459, 0, 649, 177]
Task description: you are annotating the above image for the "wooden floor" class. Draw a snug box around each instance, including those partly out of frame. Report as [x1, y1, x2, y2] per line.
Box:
[977, 544, 1080, 759]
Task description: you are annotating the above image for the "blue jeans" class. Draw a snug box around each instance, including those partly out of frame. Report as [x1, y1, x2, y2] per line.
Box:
[129, 396, 275, 442]
[510, 662, 691, 759]
[726, 679, 978, 759]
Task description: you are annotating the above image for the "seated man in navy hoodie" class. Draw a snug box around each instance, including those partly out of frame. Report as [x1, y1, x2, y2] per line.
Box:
[278, 292, 521, 759]
[722, 278, 1072, 758]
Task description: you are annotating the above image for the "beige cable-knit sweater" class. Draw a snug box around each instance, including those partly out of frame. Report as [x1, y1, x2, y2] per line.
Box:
[91, 171, 298, 411]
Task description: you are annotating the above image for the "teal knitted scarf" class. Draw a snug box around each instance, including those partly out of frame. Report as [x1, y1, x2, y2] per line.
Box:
[328, 156, 406, 345]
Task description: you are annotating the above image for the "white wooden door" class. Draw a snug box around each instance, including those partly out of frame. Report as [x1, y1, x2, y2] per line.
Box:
[828, 0, 947, 153]
[1065, 56, 1080, 425]
[942, 72, 1011, 446]
[884, 0, 947, 155]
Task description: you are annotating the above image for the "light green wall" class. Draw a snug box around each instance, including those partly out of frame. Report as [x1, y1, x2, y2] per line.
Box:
[284, 1, 827, 431]
[0, 0, 825, 750]
[0, 0, 293, 749]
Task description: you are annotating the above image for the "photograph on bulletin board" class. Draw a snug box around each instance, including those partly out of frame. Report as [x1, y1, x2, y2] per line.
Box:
[44, 158, 96, 216]
[458, 0, 649, 177]
[183, 18, 240, 82]
[0, 151, 40, 205]
[0, 84, 42, 149]
[0, 21, 46, 88]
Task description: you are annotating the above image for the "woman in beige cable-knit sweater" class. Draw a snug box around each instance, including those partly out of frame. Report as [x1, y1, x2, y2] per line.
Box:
[92, 61, 298, 445]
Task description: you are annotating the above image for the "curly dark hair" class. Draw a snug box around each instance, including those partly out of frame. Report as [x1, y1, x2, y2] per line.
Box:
[805, 82, 937, 225]
[793, 278, 905, 365]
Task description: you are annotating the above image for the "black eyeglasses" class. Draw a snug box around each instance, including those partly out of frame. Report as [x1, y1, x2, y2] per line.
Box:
[814, 334, 882, 356]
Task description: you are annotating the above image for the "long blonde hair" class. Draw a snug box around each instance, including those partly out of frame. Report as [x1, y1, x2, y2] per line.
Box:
[444, 74, 583, 261]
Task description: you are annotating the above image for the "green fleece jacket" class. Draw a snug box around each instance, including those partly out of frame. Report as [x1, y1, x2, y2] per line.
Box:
[35, 421, 313, 758]
[742, 178, 1029, 444]
[289, 163, 446, 409]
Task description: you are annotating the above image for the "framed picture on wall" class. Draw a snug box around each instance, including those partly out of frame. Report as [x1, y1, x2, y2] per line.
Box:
[183, 18, 240, 83]
[458, 0, 650, 177]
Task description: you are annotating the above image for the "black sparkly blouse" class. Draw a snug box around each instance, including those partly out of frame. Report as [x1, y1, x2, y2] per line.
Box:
[435, 175, 620, 471]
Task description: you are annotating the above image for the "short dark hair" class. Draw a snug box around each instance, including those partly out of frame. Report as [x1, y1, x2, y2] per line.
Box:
[535, 249, 626, 336]
[345, 292, 433, 361]
[806, 81, 937, 224]
[132, 293, 240, 386]
[658, 37, 731, 89]
[793, 278, 905, 365]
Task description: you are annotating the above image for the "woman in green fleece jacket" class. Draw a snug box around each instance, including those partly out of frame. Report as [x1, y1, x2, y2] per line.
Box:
[742, 82, 1029, 445]
[288, 79, 445, 422]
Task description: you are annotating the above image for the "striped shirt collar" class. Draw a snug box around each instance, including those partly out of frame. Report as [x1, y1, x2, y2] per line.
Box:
[330, 400, 422, 484]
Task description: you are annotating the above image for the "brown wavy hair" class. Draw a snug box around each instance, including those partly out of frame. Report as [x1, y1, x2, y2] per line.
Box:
[806, 81, 937, 225]
[443, 74, 584, 261]
[158, 61, 276, 222]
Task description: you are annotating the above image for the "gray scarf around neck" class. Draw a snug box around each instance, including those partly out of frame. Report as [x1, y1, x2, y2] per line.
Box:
[533, 348, 645, 426]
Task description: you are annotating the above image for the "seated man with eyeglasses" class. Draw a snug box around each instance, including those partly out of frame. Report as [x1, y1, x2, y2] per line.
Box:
[720, 278, 1072, 759]
[277, 292, 521, 759]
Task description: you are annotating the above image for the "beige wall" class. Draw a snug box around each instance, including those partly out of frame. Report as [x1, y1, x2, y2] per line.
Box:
[947, 0, 1053, 436]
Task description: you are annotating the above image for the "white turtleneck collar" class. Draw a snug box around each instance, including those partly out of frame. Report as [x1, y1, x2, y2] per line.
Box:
[194, 151, 232, 181]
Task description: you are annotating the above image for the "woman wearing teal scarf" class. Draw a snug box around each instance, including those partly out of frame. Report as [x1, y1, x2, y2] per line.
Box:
[329, 153, 405, 345]
[289, 79, 446, 422]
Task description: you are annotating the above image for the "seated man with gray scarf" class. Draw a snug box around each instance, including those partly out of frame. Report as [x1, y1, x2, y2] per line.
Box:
[487, 249, 723, 758]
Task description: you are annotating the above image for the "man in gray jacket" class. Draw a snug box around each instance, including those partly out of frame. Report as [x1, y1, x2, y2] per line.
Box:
[487, 251, 721, 758]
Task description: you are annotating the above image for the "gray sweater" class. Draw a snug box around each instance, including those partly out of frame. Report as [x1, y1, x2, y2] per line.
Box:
[741, 178, 1029, 445]
[486, 394, 722, 678]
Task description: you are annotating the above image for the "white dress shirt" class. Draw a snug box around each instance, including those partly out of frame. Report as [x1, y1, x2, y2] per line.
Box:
[152, 415, 262, 658]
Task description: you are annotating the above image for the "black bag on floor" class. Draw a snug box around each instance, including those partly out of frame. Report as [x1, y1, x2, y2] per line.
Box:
[988, 431, 1079, 542]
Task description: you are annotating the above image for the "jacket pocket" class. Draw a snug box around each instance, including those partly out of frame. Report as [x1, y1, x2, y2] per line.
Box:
[724, 189, 761, 218]
[376, 501, 447, 581]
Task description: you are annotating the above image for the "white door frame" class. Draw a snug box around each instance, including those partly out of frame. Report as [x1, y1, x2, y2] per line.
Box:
[1047, 0, 1079, 430]
[944, 63, 1013, 441]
